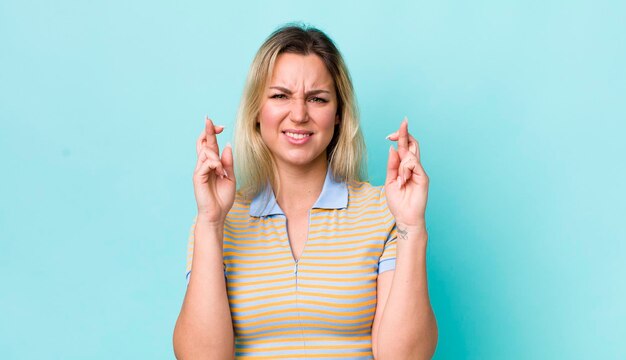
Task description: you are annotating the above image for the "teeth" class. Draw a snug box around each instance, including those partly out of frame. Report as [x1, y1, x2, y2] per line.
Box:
[285, 132, 311, 140]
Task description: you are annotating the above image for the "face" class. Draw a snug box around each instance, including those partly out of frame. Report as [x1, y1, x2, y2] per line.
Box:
[258, 53, 339, 171]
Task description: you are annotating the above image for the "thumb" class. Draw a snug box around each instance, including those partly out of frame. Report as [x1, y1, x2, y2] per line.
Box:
[385, 145, 400, 185]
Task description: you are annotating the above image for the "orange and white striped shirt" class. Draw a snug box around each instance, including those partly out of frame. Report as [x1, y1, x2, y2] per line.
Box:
[186, 170, 397, 359]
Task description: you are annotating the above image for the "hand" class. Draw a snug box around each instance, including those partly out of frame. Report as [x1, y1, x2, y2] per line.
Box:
[193, 116, 236, 225]
[384, 117, 429, 228]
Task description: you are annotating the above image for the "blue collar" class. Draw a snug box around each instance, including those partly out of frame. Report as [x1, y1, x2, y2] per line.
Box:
[249, 168, 348, 217]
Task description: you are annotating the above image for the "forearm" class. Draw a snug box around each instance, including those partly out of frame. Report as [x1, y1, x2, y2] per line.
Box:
[173, 217, 234, 359]
[376, 224, 438, 360]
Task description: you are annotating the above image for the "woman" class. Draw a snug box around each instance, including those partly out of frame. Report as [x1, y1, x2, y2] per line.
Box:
[173, 24, 437, 360]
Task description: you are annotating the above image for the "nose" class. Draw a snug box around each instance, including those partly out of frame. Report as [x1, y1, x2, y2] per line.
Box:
[289, 99, 308, 123]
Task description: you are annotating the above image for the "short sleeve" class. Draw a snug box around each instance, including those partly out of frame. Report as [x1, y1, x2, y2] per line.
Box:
[378, 225, 397, 274]
[378, 187, 397, 274]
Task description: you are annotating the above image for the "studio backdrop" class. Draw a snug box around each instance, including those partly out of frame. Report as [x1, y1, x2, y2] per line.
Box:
[1, 0, 624, 358]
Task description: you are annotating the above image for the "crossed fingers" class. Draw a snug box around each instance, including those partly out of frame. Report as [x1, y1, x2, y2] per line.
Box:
[386, 117, 426, 188]
[195, 116, 228, 178]
[386, 118, 420, 161]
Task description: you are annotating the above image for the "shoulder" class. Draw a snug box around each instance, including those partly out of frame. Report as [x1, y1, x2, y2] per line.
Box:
[346, 181, 394, 229]
[225, 191, 252, 222]
[346, 181, 388, 208]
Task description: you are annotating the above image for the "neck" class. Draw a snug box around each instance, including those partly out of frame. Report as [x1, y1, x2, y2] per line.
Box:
[274, 157, 328, 214]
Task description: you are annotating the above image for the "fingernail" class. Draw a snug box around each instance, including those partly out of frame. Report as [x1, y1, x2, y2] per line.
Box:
[223, 169, 228, 178]
[225, 142, 232, 148]
[403, 116, 408, 123]
[385, 131, 398, 140]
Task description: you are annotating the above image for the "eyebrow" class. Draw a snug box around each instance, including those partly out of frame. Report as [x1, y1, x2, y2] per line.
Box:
[269, 86, 330, 96]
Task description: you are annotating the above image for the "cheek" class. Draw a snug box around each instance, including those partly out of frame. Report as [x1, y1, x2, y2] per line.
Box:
[312, 106, 339, 129]
[258, 105, 283, 144]
[259, 103, 287, 126]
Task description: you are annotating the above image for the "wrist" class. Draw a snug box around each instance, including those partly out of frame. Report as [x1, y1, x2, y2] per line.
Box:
[196, 213, 225, 229]
[395, 220, 427, 233]
[395, 221, 428, 243]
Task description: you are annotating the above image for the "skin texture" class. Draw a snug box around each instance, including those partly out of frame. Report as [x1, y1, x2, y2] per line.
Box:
[173, 118, 236, 360]
[257, 53, 341, 261]
[173, 53, 437, 359]
[258, 53, 339, 173]
[372, 119, 438, 359]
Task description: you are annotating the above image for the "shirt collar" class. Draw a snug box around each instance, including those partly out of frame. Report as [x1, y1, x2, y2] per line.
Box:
[249, 168, 348, 217]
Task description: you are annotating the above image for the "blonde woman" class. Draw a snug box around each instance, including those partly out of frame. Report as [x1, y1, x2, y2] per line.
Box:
[173, 24, 438, 360]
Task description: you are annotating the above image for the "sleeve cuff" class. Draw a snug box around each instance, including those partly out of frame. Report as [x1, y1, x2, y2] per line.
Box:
[378, 258, 396, 274]
[186, 269, 227, 285]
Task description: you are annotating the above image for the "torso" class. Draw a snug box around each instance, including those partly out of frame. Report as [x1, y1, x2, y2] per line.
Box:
[216, 181, 398, 359]
[285, 210, 309, 262]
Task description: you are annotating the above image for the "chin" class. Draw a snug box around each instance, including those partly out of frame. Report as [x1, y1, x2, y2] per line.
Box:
[278, 151, 327, 168]
[282, 157, 317, 167]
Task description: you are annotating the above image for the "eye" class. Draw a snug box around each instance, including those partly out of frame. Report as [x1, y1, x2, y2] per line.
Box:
[270, 93, 287, 99]
[309, 97, 328, 103]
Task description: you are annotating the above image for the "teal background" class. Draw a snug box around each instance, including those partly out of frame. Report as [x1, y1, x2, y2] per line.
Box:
[1, 0, 624, 358]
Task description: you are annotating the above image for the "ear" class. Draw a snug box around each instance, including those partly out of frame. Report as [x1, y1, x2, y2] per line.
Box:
[335, 114, 340, 125]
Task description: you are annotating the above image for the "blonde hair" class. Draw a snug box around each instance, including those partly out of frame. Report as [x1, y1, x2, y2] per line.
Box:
[234, 23, 366, 198]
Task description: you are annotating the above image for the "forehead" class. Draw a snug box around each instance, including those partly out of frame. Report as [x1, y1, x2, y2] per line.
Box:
[269, 53, 334, 88]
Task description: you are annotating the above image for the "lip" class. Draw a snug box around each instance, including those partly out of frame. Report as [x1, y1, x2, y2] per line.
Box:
[282, 129, 313, 135]
[282, 129, 313, 145]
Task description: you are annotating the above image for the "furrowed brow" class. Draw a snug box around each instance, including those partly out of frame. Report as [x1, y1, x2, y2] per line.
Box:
[269, 86, 330, 96]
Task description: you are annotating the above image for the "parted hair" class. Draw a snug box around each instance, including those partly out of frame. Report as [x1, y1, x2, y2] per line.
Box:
[234, 23, 366, 199]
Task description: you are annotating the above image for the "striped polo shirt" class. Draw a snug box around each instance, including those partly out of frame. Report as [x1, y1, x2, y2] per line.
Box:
[185, 170, 398, 359]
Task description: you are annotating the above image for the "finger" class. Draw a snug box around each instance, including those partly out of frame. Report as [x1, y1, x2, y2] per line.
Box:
[197, 157, 226, 179]
[400, 156, 416, 185]
[196, 149, 224, 176]
[197, 124, 224, 156]
[205, 117, 220, 155]
[196, 125, 224, 155]
[196, 131, 206, 156]
[194, 148, 208, 172]
[388, 131, 419, 158]
[385, 131, 398, 140]
[413, 136, 421, 163]
[386, 131, 415, 143]
[221, 143, 235, 180]
[194, 148, 220, 172]
[409, 137, 418, 156]
[204, 149, 225, 177]
[401, 154, 428, 182]
[397, 118, 409, 155]
[403, 126, 418, 156]
[385, 145, 400, 185]
[415, 161, 428, 179]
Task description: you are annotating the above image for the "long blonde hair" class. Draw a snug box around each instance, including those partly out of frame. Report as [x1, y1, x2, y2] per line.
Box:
[234, 23, 366, 198]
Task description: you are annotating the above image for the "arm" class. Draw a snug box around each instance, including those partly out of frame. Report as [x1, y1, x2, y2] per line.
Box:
[173, 218, 235, 359]
[374, 118, 438, 359]
[173, 117, 236, 359]
[374, 224, 437, 360]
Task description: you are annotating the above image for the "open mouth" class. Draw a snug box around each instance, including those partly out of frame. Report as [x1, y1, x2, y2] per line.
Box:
[283, 131, 313, 140]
